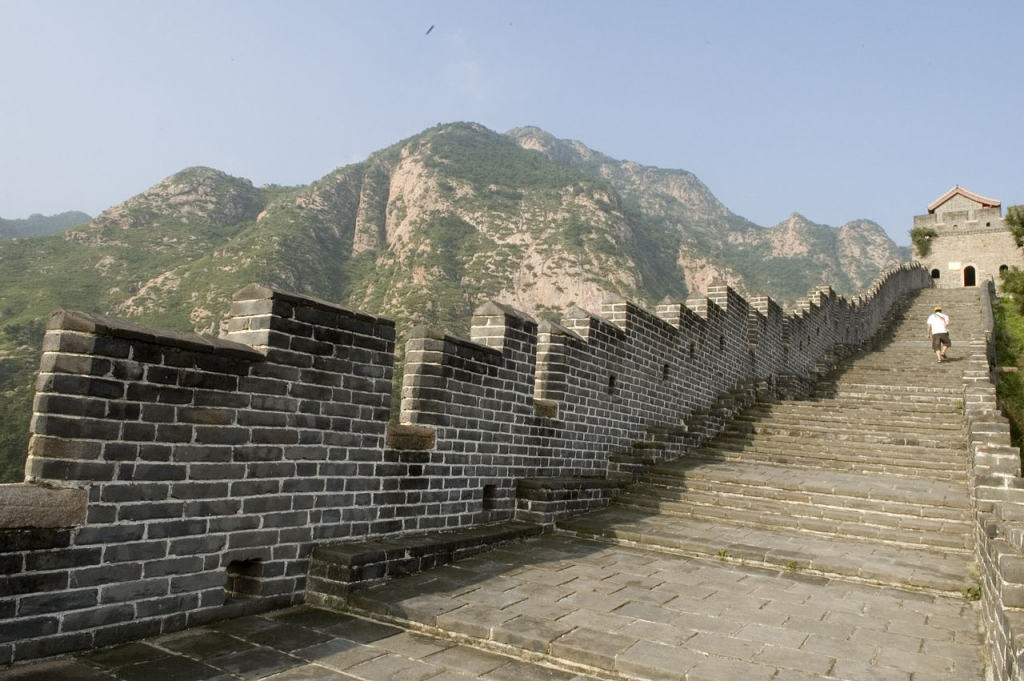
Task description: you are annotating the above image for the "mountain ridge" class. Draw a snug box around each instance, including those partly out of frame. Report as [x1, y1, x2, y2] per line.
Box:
[0, 211, 92, 239]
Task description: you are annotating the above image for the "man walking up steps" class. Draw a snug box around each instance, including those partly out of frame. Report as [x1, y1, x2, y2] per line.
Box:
[927, 305, 951, 362]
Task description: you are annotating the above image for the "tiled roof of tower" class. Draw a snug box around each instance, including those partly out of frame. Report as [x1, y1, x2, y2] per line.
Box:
[927, 185, 1001, 213]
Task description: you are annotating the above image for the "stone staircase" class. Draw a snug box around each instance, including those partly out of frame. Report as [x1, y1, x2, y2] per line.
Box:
[291, 286, 991, 680]
[560, 286, 984, 594]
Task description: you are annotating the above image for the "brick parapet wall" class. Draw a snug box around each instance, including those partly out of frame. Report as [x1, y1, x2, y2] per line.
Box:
[968, 280, 1024, 680]
[1, 285, 398, 664]
[0, 262, 931, 665]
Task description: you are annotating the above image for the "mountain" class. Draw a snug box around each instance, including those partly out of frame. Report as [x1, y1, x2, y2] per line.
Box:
[0, 122, 908, 482]
[507, 126, 909, 296]
[0, 211, 92, 239]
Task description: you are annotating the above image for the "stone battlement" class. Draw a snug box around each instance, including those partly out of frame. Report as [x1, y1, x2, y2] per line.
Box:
[0, 265, 930, 665]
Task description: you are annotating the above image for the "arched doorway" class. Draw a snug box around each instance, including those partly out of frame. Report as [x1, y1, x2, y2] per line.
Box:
[963, 266, 976, 287]
[930, 269, 940, 280]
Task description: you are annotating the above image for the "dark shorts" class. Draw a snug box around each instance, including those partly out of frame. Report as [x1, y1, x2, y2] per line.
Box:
[931, 333, 950, 351]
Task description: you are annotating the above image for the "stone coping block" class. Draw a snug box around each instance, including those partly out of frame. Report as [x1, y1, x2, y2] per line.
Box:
[313, 522, 542, 568]
[232, 283, 396, 329]
[0, 483, 87, 528]
[515, 476, 623, 496]
[48, 309, 262, 360]
[385, 424, 436, 450]
[309, 522, 543, 596]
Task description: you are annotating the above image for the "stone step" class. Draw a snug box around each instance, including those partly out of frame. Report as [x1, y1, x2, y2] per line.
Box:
[711, 424, 965, 451]
[610, 491, 974, 551]
[638, 460, 970, 507]
[815, 380, 964, 395]
[739, 403, 964, 423]
[632, 479, 971, 521]
[696, 438, 966, 475]
[726, 414, 963, 437]
[823, 372, 958, 387]
[684, 448, 967, 482]
[556, 507, 976, 594]
[827, 372, 962, 387]
[756, 393, 964, 410]
[623, 471, 970, 522]
[812, 388, 964, 406]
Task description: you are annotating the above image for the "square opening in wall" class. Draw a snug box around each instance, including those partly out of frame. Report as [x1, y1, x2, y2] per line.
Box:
[482, 484, 499, 510]
[225, 558, 264, 600]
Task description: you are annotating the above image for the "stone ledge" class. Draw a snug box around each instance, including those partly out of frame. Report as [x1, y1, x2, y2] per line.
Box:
[232, 283, 396, 329]
[515, 477, 624, 528]
[48, 309, 262, 360]
[307, 521, 543, 601]
[0, 483, 88, 528]
[516, 476, 623, 495]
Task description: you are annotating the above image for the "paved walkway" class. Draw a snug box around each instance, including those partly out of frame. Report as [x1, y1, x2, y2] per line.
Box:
[0, 535, 985, 680]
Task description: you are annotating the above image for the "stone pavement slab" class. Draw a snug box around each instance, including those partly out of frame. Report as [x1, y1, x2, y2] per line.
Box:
[559, 505, 977, 592]
[0, 606, 600, 681]
[338, 534, 986, 680]
[0, 535, 988, 681]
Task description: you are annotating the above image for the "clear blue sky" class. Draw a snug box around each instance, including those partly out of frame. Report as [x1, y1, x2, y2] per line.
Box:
[2, 0, 1022, 245]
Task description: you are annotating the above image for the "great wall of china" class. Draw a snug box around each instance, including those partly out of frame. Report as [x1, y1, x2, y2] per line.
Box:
[3, 260, 1024, 679]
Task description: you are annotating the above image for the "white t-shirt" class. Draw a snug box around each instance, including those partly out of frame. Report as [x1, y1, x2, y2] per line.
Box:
[927, 312, 949, 334]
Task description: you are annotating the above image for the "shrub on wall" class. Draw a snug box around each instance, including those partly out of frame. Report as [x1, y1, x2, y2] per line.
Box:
[1002, 266, 1024, 313]
[910, 226, 937, 258]
[993, 293, 1024, 455]
[1007, 205, 1024, 248]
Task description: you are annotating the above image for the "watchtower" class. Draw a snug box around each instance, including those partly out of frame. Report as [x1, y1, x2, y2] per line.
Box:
[914, 186, 1022, 288]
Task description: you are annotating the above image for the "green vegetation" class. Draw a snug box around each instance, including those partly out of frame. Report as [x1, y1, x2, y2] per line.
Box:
[0, 211, 92, 239]
[1007, 205, 1024, 248]
[994, 270, 1024, 456]
[423, 123, 598, 193]
[910, 226, 938, 257]
[961, 584, 982, 601]
[0, 321, 45, 482]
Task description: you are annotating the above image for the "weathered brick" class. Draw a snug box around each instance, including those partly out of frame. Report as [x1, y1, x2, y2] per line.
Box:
[71, 562, 143, 588]
[103, 541, 168, 562]
[131, 464, 187, 482]
[169, 535, 227, 556]
[0, 616, 58, 643]
[24, 547, 101, 572]
[27, 436, 102, 460]
[62, 603, 136, 630]
[31, 414, 121, 440]
[26, 457, 115, 482]
[193, 426, 249, 445]
[169, 571, 227, 594]
[19, 588, 97, 616]
[73, 525, 145, 545]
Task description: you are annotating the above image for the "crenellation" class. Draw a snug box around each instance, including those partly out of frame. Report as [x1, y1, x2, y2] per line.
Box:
[0, 261, 934, 665]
